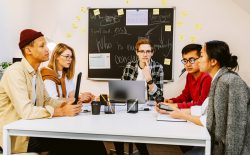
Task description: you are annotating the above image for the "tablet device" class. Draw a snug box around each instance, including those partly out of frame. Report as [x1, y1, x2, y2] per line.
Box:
[73, 72, 82, 105]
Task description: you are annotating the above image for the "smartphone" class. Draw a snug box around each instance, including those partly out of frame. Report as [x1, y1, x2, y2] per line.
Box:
[158, 103, 173, 111]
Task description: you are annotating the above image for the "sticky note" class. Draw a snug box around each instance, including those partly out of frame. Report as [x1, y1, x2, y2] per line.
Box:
[165, 25, 171, 32]
[178, 35, 185, 41]
[80, 7, 87, 13]
[117, 9, 124, 16]
[180, 11, 188, 17]
[161, 0, 167, 6]
[93, 9, 100, 16]
[80, 27, 86, 33]
[177, 21, 183, 27]
[164, 58, 171, 65]
[66, 32, 72, 38]
[72, 22, 78, 29]
[195, 23, 203, 30]
[76, 15, 81, 21]
[190, 35, 197, 43]
[125, 0, 129, 4]
[153, 9, 159, 15]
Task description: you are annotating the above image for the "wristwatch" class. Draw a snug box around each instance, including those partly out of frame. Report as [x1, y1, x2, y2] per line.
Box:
[147, 80, 153, 85]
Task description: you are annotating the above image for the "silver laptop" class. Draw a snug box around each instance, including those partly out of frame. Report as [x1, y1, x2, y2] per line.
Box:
[108, 80, 146, 104]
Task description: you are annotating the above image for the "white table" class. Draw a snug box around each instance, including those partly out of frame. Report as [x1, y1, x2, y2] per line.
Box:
[3, 107, 210, 155]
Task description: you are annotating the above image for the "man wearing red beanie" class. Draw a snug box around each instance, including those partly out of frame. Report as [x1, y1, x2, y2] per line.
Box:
[0, 29, 107, 155]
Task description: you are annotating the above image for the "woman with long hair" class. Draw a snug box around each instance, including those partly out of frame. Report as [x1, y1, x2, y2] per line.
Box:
[41, 43, 94, 102]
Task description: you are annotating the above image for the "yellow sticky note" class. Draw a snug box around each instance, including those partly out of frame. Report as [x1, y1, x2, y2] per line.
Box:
[72, 22, 78, 29]
[180, 11, 188, 17]
[178, 35, 185, 41]
[80, 27, 86, 33]
[93, 9, 100, 16]
[177, 21, 183, 27]
[76, 15, 81, 21]
[161, 0, 167, 6]
[153, 9, 159, 15]
[125, 0, 129, 4]
[190, 35, 197, 43]
[117, 9, 124, 16]
[195, 23, 203, 30]
[66, 32, 72, 38]
[80, 7, 87, 13]
[165, 25, 171, 32]
[164, 58, 171, 65]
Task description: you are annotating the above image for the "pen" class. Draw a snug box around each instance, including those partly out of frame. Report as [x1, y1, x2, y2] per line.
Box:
[127, 98, 138, 112]
[101, 95, 107, 105]
[101, 95, 114, 113]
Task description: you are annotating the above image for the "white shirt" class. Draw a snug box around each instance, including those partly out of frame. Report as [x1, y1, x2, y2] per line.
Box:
[190, 69, 222, 127]
[31, 73, 37, 104]
[191, 98, 208, 126]
[137, 66, 157, 99]
[44, 71, 75, 99]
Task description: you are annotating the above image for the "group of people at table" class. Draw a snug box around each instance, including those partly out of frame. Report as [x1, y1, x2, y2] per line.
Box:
[0, 29, 249, 155]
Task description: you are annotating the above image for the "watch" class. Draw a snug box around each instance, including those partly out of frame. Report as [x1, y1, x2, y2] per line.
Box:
[147, 80, 153, 85]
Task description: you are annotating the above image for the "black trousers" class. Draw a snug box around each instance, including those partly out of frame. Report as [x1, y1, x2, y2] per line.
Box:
[28, 137, 107, 155]
[114, 142, 149, 155]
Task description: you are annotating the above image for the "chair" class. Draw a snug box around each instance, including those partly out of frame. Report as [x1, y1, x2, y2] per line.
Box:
[0, 147, 39, 155]
[109, 143, 138, 155]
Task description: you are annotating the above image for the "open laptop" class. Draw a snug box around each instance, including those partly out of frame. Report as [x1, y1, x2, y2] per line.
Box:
[108, 80, 146, 104]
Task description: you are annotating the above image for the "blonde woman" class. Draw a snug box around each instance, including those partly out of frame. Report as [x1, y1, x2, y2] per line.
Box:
[41, 43, 94, 102]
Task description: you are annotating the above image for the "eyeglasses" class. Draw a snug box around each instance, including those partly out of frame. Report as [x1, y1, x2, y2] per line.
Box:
[181, 57, 199, 65]
[137, 50, 152, 54]
[60, 55, 73, 60]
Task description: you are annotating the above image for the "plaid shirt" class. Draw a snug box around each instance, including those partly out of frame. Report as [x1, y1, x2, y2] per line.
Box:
[121, 59, 164, 100]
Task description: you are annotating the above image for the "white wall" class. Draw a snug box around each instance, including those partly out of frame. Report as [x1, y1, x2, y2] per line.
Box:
[0, 0, 31, 62]
[1, 0, 250, 98]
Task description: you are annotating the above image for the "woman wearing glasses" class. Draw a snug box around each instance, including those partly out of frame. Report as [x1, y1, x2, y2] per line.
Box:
[164, 44, 212, 109]
[41, 43, 94, 102]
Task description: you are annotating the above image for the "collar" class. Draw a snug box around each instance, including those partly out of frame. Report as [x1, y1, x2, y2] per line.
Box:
[21, 57, 36, 76]
[212, 68, 222, 82]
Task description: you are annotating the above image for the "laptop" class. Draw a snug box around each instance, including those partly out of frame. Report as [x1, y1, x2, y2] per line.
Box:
[108, 80, 146, 104]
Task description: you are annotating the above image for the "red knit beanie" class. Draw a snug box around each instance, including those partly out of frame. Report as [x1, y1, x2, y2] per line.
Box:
[19, 29, 44, 49]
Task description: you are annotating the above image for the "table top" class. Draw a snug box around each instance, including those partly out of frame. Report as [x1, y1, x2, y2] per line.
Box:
[4, 107, 210, 141]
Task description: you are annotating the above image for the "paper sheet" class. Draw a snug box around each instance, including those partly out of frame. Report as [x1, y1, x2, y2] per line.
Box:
[126, 9, 148, 25]
[89, 53, 110, 69]
[157, 114, 187, 122]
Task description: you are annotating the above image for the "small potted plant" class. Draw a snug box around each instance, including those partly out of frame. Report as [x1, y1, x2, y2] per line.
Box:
[0, 62, 12, 79]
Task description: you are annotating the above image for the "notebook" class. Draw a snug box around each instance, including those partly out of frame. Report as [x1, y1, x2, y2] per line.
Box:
[157, 114, 187, 122]
[108, 80, 146, 104]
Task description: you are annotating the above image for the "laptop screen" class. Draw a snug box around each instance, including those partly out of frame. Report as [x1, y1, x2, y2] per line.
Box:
[108, 80, 146, 104]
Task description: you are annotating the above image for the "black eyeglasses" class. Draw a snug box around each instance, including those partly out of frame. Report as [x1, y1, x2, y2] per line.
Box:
[137, 50, 152, 54]
[60, 55, 73, 60]
[181, 57, 199, 65]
